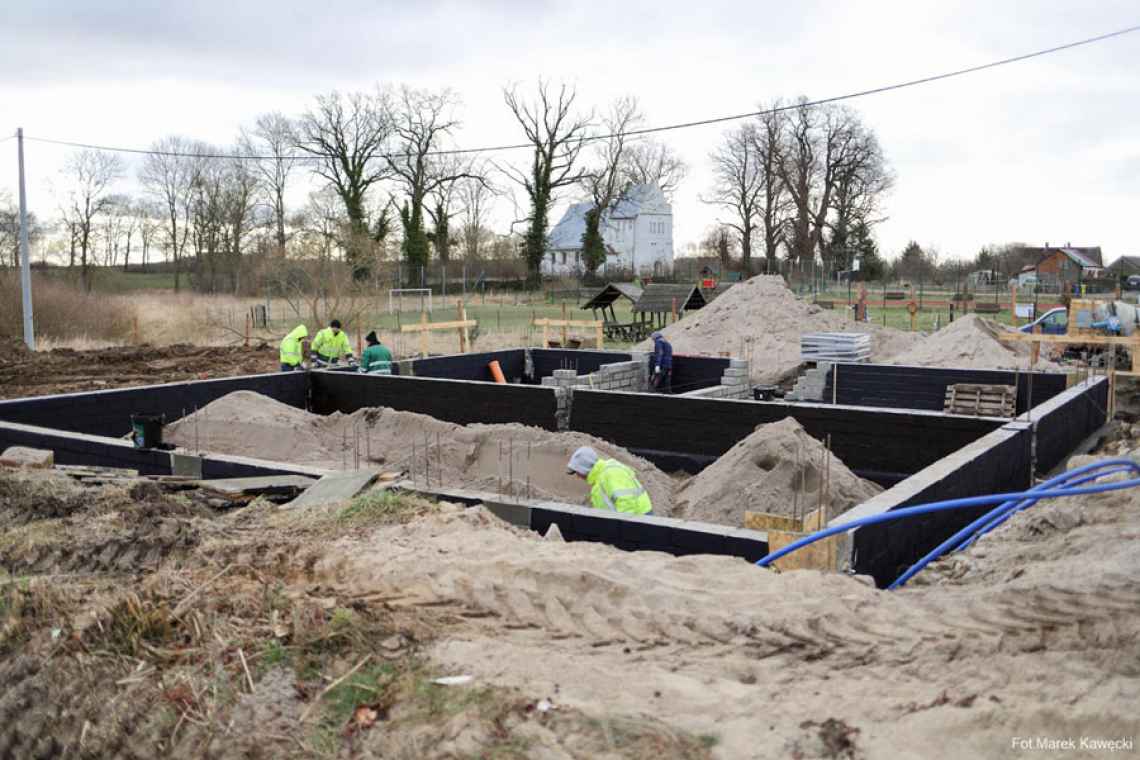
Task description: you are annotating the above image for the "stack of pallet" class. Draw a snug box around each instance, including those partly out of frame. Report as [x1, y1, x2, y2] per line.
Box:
[943, 383, 1017, 418]
[800, 332, 872, 363]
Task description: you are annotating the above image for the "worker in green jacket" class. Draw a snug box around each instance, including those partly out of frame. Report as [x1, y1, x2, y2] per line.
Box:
[310, 319, 355, 366]
[359, 331, 393, 375]
[279, 324, 308, 372]
[567, 446, 653, 516]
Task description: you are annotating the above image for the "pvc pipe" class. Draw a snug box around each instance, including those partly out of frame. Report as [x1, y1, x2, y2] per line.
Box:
[488, 360, 507, 384]
[756, 459, 1140, 573]
[887, 461, 1138, 589]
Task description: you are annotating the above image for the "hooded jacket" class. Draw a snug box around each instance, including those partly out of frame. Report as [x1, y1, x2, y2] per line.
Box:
[279, 324, 308, 366]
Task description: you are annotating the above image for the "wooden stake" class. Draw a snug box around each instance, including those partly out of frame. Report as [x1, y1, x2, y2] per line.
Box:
[671, 297, 678, 323]
[561, 303, 568, 346]
[243, 313, 250, 347]
[133, 315, 140, 345]
[596, 320, 604, 349]
[456, 300, 466, 353]
[419, 310, 428, 358]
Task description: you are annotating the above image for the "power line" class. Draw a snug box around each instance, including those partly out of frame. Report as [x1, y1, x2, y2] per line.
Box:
[20, 22, 1140, 161]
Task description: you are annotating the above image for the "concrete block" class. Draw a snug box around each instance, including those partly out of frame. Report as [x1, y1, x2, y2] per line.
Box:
[722, 368, 749, 378]
[0, 446, 54, 468]
[553, 369, 578, 380]
[729, 359, 749, 369]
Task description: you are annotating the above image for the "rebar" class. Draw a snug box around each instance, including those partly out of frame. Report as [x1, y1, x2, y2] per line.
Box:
[437, 431, 442, 489]
[194, 406, 199, 452]
[424, 433, 430, 487]
[508, 437, 514, 498]
[825, 434, 833, 523]
[498, 441, 503, 496]
[412, 439, 417, 486]
[527, 441, 532, 500]
[792, 437, 801, 525]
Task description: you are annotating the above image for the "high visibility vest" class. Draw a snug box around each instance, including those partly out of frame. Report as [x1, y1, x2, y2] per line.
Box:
[280, 325, 307, 366]
[587, 459, 652, 515]
[311, 327, 352, 360]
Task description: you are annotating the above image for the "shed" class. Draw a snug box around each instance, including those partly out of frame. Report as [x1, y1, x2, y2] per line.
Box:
[632, 283, 708, 329]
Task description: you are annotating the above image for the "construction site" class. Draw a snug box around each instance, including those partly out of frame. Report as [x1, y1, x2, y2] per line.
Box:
[1, 274, 1137, 759]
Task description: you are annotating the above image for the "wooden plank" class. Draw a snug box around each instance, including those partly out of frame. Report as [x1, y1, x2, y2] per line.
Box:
[282, 471, 379, 510]
[767, 528, 839, 571]
[399, 319, 478, 333]
[743, 511, 802, 532]
[1000, 332, 1140, 347]
[188, 474, 317, 497]
[532, 318, 605, 328]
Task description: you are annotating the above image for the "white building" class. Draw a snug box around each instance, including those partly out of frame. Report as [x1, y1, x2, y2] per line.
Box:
[544, 184, 674, 276]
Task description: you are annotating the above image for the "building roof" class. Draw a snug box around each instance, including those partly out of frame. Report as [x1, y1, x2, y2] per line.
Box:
[580, 283, 644, 311]
[1107, 255, 1140, 273]
[546, 184, 669, 252]
[1028, 245, 1104, 268]
[632, 283, 707, 314]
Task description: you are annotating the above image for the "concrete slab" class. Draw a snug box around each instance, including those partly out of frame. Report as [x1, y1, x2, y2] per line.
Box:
[192, 474, 317, 497]
[282, 471, 379, 510]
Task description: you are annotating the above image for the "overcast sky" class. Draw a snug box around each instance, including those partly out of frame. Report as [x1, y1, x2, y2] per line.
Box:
[2, 0, 1138, 262]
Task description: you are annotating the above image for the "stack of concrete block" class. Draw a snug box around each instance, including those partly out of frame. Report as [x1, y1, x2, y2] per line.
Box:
[786, 362, 832, 402]
[679, 358, 752, 399]
[540, 361, 648, 393]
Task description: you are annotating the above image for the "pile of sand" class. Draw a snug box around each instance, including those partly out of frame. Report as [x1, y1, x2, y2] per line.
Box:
[634, 275, 922, 384]
[165, 391, 676, 513]
[672, 417, 880, 525]
[886, 314, 1063, 371]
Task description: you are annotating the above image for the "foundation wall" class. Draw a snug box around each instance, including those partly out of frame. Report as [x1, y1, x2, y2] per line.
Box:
[0, 372, 307, 437]
[820, 364, 1068, 414]
[568, 390, 1004, 484]
[402, 349, 527, 383]
[309, 371, 559, 430]
[837, 377, 1108, 586]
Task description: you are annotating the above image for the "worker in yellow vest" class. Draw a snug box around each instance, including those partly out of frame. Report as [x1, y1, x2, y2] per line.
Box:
[567, 446, 653, 516]
[310, 319, 355, 367]
[279, 324, 308, 372]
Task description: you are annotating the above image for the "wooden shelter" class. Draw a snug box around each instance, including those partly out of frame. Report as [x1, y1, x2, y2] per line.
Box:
[632, 283, 708, 330]
[581, 283, 643, 322]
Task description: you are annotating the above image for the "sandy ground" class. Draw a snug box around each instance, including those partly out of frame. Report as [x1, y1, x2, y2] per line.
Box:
[2, 446, 1135, 758]
[635, 276, 924, 384]
[674, 418, 881, 525]
[885, 314, 1064, 372]
[165, 392, 883, 527]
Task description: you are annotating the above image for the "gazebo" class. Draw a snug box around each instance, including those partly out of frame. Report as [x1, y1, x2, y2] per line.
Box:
[632, 283, 708, 331]
[580, 283, 647, 341]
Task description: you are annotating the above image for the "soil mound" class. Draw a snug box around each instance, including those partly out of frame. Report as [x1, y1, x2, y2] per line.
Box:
[886, 314, 1063, 371]
[672, 417, 880, 525]
[165, 391, 676, 513]
[635, 275, 921, 384]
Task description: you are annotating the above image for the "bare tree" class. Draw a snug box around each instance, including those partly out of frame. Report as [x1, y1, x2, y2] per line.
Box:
[297, 89, 394, 278]
[458, 173, 497, 262]
[140, 136, 205, 292]
[826, 124, 892, 270]
[62, 150, 124, 291]
[0, 191, 42, 268]
[750, 105, 792, 272]
[501, 81, 592, 284]
[387, 87, 479, 276]
[622, 138, 688, 199]
[99, 194, 136, 270]
[705, 123, 764, 275]
[246, 112, 299, 255]
[580, 95, 641, 274]
[136, 201, 161, 272]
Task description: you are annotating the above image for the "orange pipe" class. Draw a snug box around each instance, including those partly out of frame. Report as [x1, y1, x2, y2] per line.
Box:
[488, 360, 506, 384]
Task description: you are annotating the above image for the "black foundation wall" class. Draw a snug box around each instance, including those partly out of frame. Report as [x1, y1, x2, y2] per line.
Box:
[838, 377, 1107, 587]
[839, 422, 1031, 587]
[0, 420, 327, 479]
[822, 364, 1068, 414]
[671, 355, 731, 393]
[1018, 376, 1109, 473]
[569, 390, 1003, 483]
[531, 349, 633, 378]
[0, 372, 307, 437]
[310, 371, 559, 430]
[409, 350, 526, 383]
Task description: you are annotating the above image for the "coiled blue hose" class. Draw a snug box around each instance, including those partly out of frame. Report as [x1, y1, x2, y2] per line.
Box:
[755, 458, 1140, 589]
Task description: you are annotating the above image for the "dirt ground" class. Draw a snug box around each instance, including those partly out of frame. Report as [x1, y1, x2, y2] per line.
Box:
[0, 341, 279, 400]
[1, 451, 1137, 759]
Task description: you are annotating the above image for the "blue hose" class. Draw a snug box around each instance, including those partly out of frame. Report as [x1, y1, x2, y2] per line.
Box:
[755, 458, 1140, 585]
[887, 460, 1138, 589]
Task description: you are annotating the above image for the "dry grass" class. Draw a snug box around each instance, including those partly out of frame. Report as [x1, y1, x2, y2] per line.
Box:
[0, 273, 138, 344]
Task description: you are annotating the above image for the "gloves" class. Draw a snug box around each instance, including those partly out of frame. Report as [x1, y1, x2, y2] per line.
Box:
[654, 366, 661, 374]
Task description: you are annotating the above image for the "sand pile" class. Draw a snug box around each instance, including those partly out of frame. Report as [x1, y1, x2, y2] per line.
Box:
[886, 314, 1063, 371]
[634, 275, 922, 384]
[165, 391, 676, 512]
[672, 417, 880, 525]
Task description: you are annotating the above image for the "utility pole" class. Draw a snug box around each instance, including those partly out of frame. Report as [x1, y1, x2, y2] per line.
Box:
[17, 128, 35, 350]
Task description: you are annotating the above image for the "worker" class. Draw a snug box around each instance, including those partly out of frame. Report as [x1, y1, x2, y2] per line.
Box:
[651, 331, 673, 393]
[566, 446, 652, 516]
[310, 319, 355, 367]
[359, 330, 393, 375]
[279, 324, 308, 372]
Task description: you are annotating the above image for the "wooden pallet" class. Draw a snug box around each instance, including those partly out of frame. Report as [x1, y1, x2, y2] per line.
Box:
[944, 383, 1017, 417]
